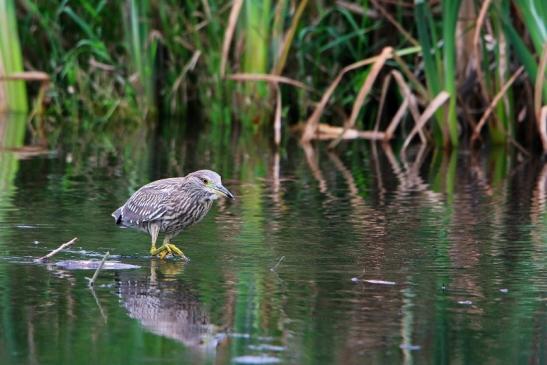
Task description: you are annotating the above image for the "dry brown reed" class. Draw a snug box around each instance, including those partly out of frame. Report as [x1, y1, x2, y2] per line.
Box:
[272, 0, 309, 76]
[402, 91, 450, 151]
[228, 73, 311, 90]
[471, 67, 524, 143]
[220, 0, 244, 77]
[329, 47, 393, 149]
[301, 47, 395, 142]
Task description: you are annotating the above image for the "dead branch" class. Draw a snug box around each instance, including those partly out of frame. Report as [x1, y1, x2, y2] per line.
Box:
[34, 237, 78, 263]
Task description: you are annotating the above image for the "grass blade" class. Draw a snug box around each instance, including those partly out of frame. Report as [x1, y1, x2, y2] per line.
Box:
[220, 0, 244, 77]
[501, 8, 541, 94]
[442, 0, 462, 147]
[415, 0, 441, 96]
[539, 106, 547, 152]
[471, 66, 524, 142]
[535, 44, 547, 121]
[0, 0, 28, 112]
[272, 0, 308, 76]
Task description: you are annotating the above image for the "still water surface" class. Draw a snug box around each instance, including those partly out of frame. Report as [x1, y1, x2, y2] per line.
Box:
[0, 126, 545, 364]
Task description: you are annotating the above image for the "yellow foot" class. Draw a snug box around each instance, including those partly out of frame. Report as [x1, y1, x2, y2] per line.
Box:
[150, 244, 188, 261]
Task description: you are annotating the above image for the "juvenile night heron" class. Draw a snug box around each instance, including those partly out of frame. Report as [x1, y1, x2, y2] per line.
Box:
[112, 170, 234, 260]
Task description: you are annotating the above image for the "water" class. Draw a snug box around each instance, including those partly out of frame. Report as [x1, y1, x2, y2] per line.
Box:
[0, 125, 545, 364]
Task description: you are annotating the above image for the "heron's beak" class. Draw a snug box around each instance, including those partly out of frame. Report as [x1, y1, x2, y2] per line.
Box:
[214, 184, 234, 199]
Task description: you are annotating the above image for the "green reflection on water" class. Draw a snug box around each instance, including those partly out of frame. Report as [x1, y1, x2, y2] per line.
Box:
[0, 130, 545, 365]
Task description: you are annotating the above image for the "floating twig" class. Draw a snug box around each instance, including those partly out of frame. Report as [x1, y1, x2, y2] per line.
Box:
[364, 279, 396, 285]
[351, 276, 396, 286]
[86, 251, 109, 287]
[270, 256, 285, 272]
[34, 237, 78, 263]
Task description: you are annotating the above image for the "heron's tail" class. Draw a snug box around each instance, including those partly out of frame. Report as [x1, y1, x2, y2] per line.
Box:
[112, 207, 123, 225]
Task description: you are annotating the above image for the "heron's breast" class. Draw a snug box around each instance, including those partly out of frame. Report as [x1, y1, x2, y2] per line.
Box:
[162, 198, 213, 230]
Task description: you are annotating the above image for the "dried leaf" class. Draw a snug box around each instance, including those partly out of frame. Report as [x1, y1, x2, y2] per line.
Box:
[384, 97, 409, 140]
[471, 66, 524, 142]
[272, 0, 308, 76]
[0, 71, 50, 81]
[392, 70, 426, 142]
[220, 0, 244, 77]
[228, 73, 311, 91]
[329, 46, 393, 148]
[301, 48, 395, 142]
[403, 91, 450, 150]
[317, 123, 385, 140]
[374, 73, 393, 132]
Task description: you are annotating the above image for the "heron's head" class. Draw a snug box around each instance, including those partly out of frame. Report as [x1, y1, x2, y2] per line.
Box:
[188, 170, 234, 200]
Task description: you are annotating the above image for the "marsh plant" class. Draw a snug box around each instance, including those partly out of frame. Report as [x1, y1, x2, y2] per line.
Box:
[0, 0, 545, 151]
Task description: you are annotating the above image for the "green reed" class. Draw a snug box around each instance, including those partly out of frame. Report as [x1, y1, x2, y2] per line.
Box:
[504, 0, 547, 102]
[3, 1, 546, 152]
[0, 0, 28, 112]
[240, 0, 272, 118]
[124, 0, 156, 114]
[242, 0, 271, 74]
[414, 0, 461, 147]
[441, 0, 462, 147]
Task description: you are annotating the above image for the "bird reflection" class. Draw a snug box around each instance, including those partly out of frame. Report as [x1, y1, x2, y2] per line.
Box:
[116, 260, 223, 352]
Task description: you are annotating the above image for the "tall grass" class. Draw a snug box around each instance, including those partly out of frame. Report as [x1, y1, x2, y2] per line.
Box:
[124, 0, 156, 115]
[412, 0, 461, 147]
[3, 1, 547, 152]
[441, 0, 462, 147]
[0, 0, 28, 112]
[415, 0, 443, 143]
[504, 0, 547, 101]
[242, 0, 270, 74]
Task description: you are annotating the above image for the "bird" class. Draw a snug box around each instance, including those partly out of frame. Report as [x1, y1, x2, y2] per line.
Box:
[112, 170, 234, 260]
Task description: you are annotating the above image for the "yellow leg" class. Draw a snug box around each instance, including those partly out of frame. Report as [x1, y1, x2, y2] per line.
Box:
[158, 236, 189, 261]
[148, 230, 188, 260]
[149, 224, 163, 256]
[158, 249, 169, 260]
[150, 245, 169, 257]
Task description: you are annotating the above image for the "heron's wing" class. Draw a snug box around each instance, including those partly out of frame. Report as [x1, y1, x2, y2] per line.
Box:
[121, 178, 184, 224]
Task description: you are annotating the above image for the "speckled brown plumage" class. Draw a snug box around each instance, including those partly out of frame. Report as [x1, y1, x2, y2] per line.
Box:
[112, 170, 233, 259]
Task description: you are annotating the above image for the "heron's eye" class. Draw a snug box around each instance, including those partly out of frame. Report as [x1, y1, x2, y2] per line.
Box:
[202, 178, 208, 184]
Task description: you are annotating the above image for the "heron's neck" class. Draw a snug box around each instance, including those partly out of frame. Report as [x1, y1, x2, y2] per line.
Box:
[199, 191, 218, 204]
